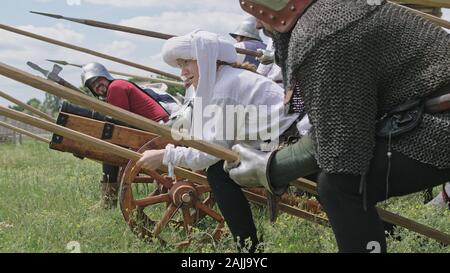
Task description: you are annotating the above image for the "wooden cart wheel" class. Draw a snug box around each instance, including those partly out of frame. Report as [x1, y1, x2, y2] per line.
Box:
[119, 137, 225, 245]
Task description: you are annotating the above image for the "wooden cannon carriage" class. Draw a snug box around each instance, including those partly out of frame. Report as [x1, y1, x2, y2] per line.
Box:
[49, 103, 326, 244]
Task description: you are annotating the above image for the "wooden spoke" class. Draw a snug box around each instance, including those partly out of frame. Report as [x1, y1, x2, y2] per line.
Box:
[152, 204, 179, 237]
[134, 193, 170, 208]
[195, 201, 224, 223]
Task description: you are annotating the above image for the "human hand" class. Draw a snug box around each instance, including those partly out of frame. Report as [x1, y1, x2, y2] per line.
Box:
[136, 149, 165, 171]
[224, 144, 275, 193]
[257, 48, 275, 65]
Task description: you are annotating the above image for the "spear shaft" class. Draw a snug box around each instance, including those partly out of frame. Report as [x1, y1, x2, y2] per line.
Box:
[30, 11, 262, 58]
[0, 89, 55, 122]
[0, 24, 181, 81]
[46, 59, 184, 87]
[1, 62, 450, 244]
[393, 0, 450, 8]
[0, 105, 207, 185]
[30, 3, 450, 43]
[391, 2, 450, 29]
[0, 62, 237, 161]
[0, 120, 50, 143]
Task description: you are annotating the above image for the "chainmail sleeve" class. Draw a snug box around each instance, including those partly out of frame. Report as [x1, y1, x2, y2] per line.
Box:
[297, 36, 379, 175]
[272, 0, 450, 174]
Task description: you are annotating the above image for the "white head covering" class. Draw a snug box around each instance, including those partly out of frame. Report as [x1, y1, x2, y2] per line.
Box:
[162, 30, 237, 99]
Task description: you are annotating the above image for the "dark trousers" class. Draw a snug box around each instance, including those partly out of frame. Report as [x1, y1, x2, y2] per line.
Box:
[317, 140, 450, 253]
[102, 163, 119, 183]
[207, 161, 259, 252]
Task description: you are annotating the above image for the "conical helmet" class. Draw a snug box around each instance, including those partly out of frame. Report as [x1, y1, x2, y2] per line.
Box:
[229, 16, 262, 41]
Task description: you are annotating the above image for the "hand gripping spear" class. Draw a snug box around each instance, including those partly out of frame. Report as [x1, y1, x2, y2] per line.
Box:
[0, 62, 449, 245]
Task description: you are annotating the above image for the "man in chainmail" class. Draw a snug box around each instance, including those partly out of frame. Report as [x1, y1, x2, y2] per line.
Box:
[227, 0, 450, 252]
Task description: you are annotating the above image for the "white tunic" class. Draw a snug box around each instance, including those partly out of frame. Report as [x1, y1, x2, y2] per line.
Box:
[163, 65, 299, 171]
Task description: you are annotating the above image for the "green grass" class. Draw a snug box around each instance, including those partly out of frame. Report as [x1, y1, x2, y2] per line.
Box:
[0, 140, 449, 253]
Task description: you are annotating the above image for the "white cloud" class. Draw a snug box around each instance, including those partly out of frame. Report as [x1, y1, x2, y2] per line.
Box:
[83, 0, 242, 12]
[102, 40, 137, 59]
[119, 11, 246, 38]
[0, 24, 85, 64]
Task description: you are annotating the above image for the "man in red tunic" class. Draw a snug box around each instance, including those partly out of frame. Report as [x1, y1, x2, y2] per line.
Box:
[81, 62, 169, 208]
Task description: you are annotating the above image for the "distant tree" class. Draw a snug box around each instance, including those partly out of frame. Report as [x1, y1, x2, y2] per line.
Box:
[42, 94, 62, 117]
[27, 98, 42, 109]
[8, 104, 24, 111]
[8, 98, 42, 114]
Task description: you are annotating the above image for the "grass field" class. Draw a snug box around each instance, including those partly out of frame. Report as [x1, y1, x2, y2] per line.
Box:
[0, 140, 449, 253]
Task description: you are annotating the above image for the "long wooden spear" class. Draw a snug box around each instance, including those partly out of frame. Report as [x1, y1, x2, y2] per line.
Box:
[29, 11, 262, 58]
[30, 4, 450, 38]
[0, 89, 55, 122]
[0, 120, 50, 143]
[0, 62, 449, 245]
[0, 24, 181, 81]
[46, 59, 184, 88]
[0, 62, 236, 161]
[390, 2, 450, 29]
[393, 0, 450, 8]
[0, 105, 331, 226]
[0, 105, 207, 185]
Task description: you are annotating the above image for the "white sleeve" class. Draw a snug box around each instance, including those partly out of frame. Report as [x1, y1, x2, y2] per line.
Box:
[162, 97, 236, 171]
[163, 144, 220, 171]
[234, 42, 246, 64]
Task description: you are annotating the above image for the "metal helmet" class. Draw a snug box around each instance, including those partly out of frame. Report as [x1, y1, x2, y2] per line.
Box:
[229, 16, 262, 41]
[81, 62, 114, 91]
[239, 0, 314, 33]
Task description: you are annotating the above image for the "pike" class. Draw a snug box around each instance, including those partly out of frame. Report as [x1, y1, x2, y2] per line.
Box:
[30, 2, 450, 31]
[0, 62, 236, 161]
[0, 89, 55, 122]
[390, 2, 450, 29]
[0, 106, 208, 186]
[1, 62, 449, 245]
[29, 11, 262, 58]
[393, 0, 450, 8]
[0, 120, 50, 143]
[0, 24, 181, 81]
[46, 59, 184, 88]
[0, 104, 330, 228]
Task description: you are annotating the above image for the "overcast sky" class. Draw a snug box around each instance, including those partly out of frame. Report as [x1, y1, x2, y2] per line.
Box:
[0, 0, 449, 107]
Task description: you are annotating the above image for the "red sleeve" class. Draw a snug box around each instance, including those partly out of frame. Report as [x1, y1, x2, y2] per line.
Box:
[106, 80, 169, 122]
[106, 81, 131, 110]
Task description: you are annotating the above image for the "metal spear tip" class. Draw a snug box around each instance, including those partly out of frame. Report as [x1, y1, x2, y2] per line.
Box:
[29, 11, 63, 19]
[46, 59, 68, 66]
[30, 11, 86, 24]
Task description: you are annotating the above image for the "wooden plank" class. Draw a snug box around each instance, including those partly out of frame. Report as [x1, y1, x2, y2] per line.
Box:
[60, 112, 158, 150]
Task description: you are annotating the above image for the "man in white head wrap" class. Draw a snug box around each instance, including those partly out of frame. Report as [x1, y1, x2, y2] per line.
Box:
[137, 30, 299, 252]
